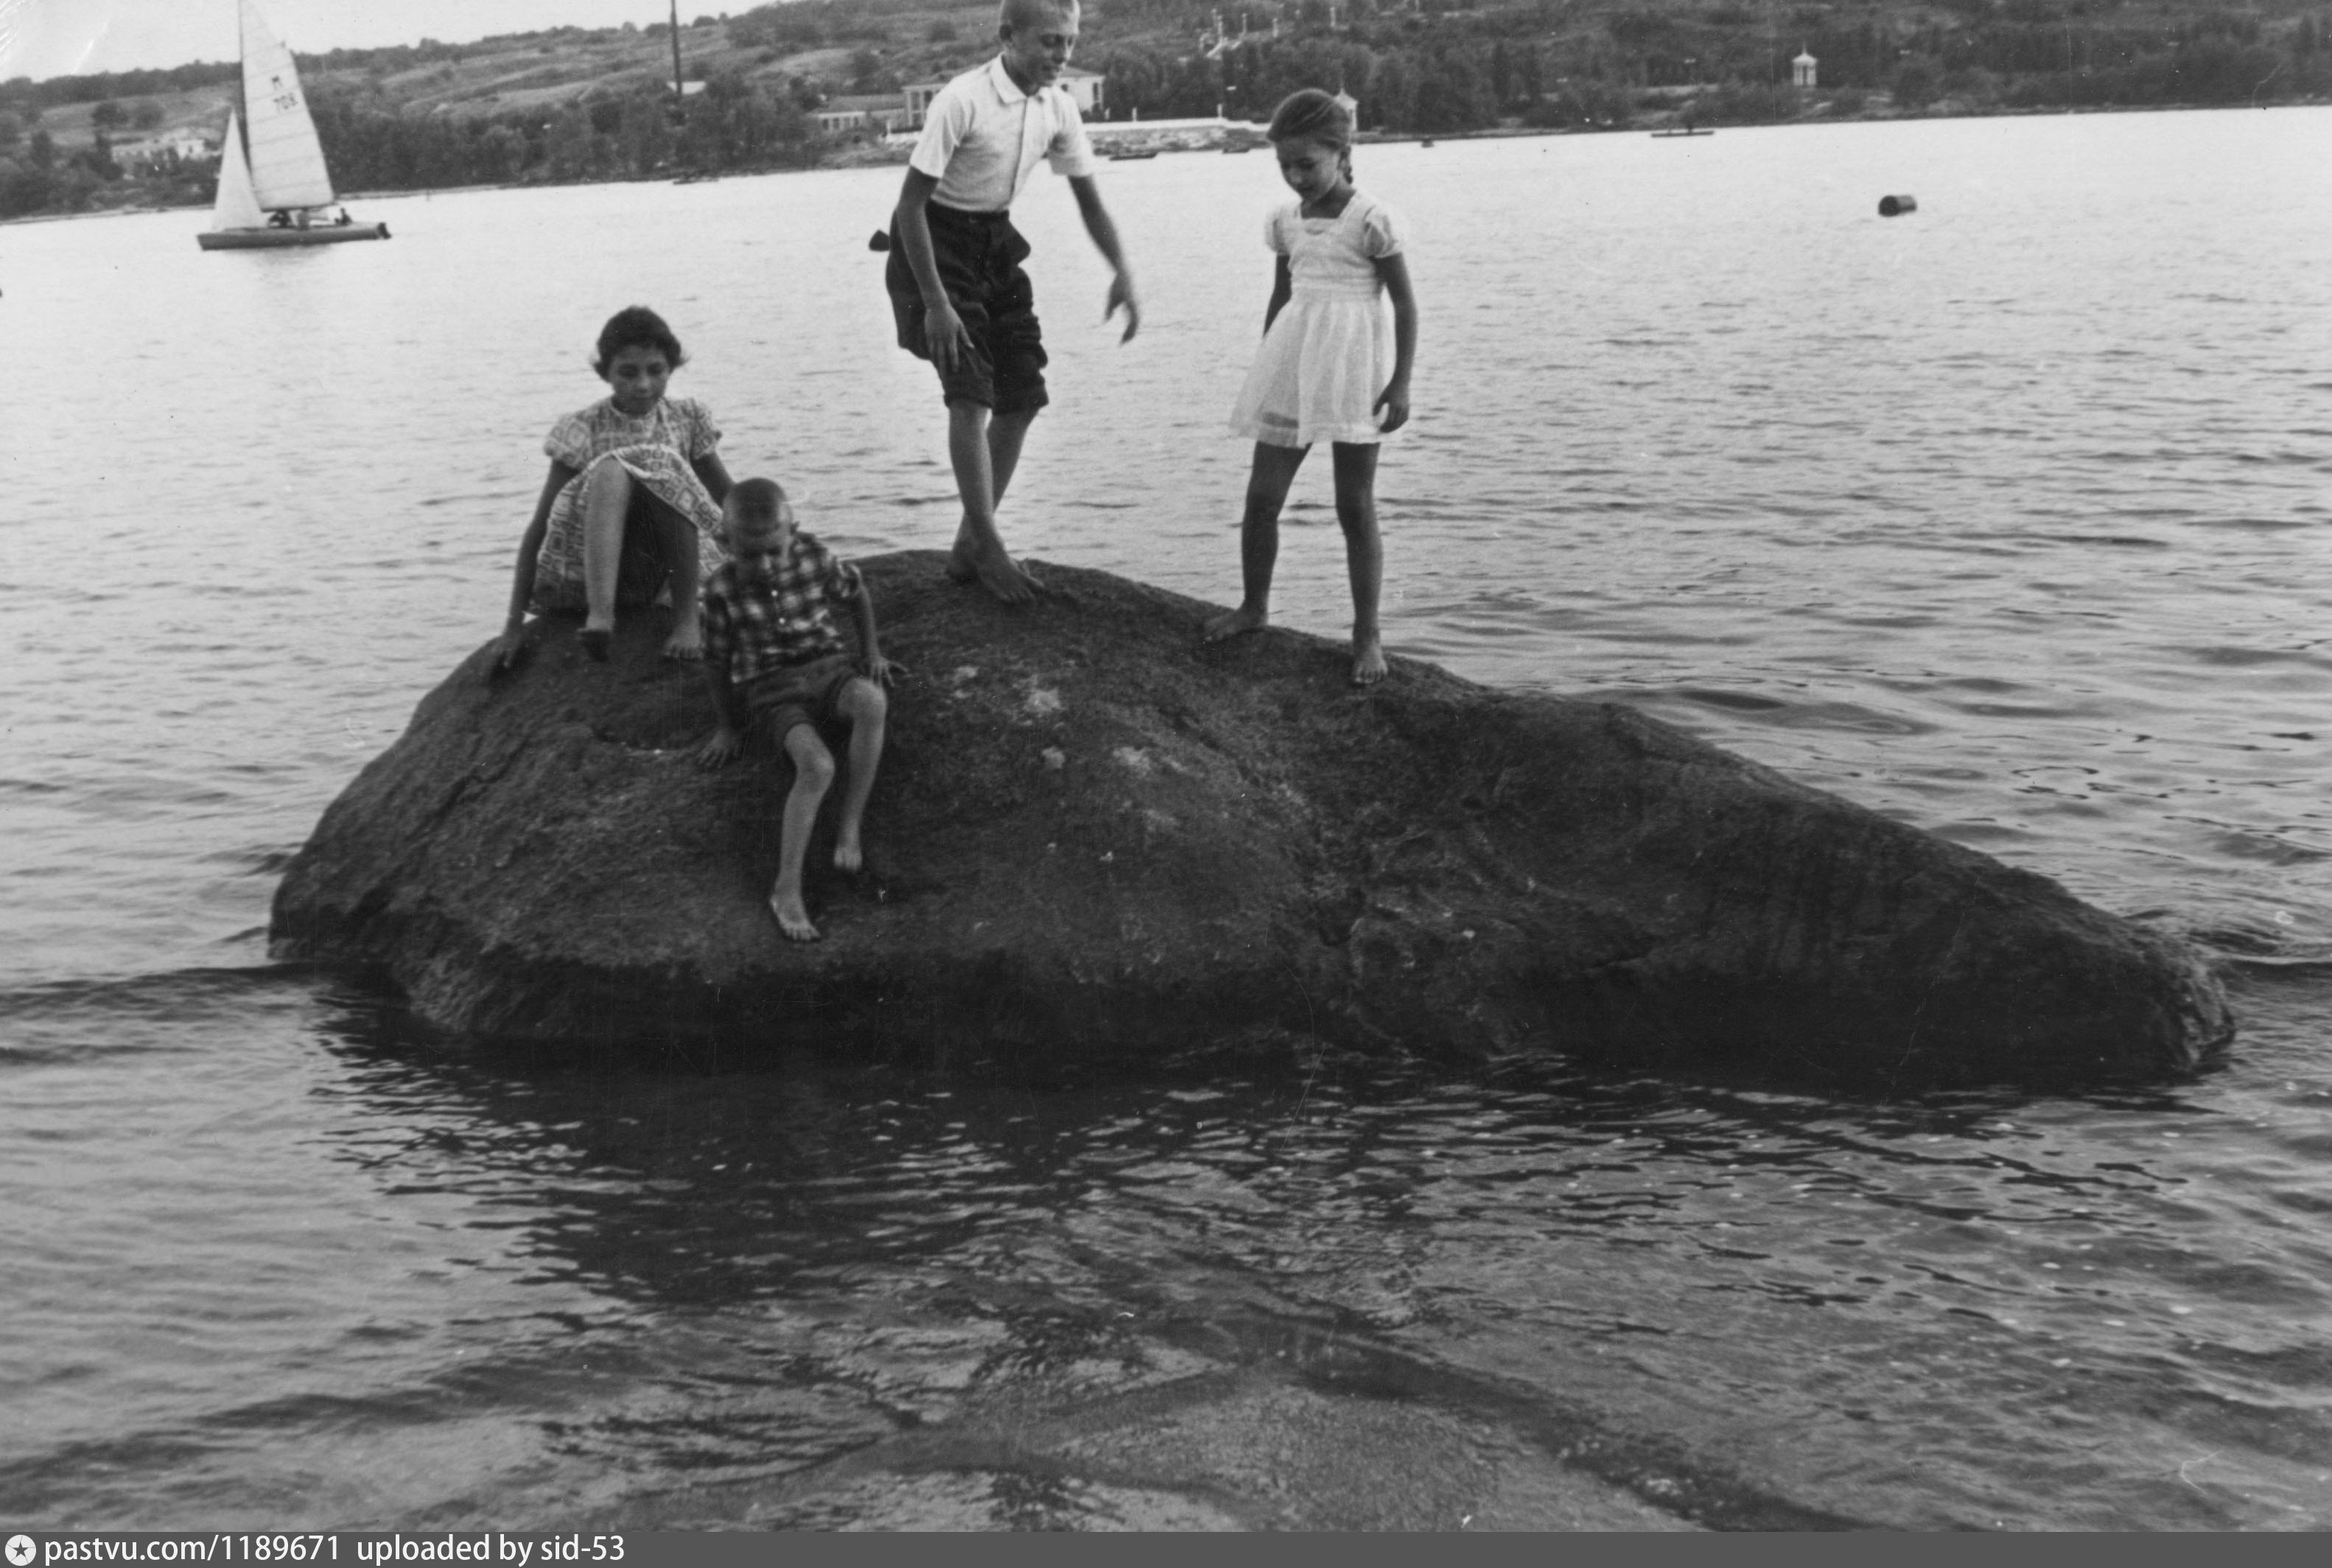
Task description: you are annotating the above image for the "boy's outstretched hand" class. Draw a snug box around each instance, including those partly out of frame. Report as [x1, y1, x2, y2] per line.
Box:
[696, 727, 743, 769]
[1106, 270, 1141, 343]
[863, 654, 908, 687]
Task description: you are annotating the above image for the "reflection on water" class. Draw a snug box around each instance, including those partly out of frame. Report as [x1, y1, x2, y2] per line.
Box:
[2, 105, 2331, 1528]
[6, 970, 2331, 1528]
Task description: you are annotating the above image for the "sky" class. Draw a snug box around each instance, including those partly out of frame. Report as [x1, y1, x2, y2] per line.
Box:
[0, 0, 707, 82]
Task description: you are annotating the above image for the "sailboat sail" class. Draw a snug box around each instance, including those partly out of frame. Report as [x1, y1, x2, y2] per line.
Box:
[209, 108, 267, 230]
[239, 0, 335, 211]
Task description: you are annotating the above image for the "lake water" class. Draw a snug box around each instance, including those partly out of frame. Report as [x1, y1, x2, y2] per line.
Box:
[4, 106, 2331, 1530]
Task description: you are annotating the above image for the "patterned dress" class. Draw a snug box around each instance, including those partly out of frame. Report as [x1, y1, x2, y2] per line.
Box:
[530, 396, 727, 611]
[1228, 192, 1404, 449]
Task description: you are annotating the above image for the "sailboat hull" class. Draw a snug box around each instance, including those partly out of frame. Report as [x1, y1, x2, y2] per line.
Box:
[197, 223, 389, 249]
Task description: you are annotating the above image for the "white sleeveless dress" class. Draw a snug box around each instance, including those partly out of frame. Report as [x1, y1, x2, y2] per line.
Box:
[1228, 191, 1403, 449]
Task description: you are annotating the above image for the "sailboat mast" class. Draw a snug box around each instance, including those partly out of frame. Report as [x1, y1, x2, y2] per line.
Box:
[670, 0, 684, 111]
[236, 2, 250, 148]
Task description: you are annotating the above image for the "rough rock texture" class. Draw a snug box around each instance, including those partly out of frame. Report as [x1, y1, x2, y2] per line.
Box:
[270, 553, 2233, 1089]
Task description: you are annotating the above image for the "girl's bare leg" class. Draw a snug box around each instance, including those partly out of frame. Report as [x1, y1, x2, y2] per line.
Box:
[1204, 441, 1309, 641]
[830, 678, 888, 874]
[771, 725, 836, 942]
[1331, 441, 1386, 685]
[578, 458, 632, 657]
[644, 496, 704, 660]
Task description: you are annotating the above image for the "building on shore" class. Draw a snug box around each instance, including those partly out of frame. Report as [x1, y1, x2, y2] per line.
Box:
[812, 93, 914, 136]
[108, 130, 220, 172]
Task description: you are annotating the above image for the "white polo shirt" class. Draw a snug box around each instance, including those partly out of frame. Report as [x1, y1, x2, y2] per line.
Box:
[908, 56, 1097, 214]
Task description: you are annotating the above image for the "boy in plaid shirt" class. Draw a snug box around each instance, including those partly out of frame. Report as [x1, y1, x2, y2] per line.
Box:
[696, 479, 900, 942]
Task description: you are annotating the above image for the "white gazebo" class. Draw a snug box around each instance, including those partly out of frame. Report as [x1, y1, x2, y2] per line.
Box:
[1792, 48, 1818, 88]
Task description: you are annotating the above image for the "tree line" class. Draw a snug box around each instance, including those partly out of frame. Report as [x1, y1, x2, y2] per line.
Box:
[0, 76, 826, 219]
[4, 0, 2329, 220]
[1090, 1, 2332, 132]
[308, 76, 819, 193]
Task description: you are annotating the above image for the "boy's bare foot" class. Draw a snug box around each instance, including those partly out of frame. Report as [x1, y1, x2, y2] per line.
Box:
[1203, 605, 1270, 643]
[578, 623, 612, 662]
[950, 541, 1043, 603]
[769, 889, 821, 942]
[661, 623, 704, 662]
[1352, 637, 1387, 686]
[833, 836, 864, 875]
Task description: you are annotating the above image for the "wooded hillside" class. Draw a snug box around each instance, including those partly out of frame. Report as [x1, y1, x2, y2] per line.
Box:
[4, 0, 2325, 220]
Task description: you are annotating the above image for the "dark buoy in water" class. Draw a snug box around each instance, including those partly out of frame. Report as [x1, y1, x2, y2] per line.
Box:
[868, 229, 892, 252]
[1878, 194, 1918, 217]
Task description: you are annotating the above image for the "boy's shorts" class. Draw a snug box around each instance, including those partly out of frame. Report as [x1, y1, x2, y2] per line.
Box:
[885, 203, 1050, 416]
[743, 654, 861, 744]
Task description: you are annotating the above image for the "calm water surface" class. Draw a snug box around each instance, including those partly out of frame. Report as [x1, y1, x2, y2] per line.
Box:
[4, 107, 2331, 1529]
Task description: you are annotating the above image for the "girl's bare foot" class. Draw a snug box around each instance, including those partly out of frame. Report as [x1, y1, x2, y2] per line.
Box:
[661, 621, 704, 662]
[1204, 605, 1270, 643]
[834, 836, 864, 875]
[769, 889, 821, 942]
[578, 620, 613, 662]
[1352, 637, 1387, 685]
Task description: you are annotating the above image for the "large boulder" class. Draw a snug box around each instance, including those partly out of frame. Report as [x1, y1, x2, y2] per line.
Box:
[271, 553, 2233, 1089]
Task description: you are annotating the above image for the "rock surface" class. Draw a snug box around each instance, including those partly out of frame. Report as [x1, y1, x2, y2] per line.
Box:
[271, 553, 2233, 1088]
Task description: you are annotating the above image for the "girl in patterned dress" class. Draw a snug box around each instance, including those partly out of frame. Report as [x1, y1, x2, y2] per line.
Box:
[493, 307, 733, 670]
[1207, 89, 1417, 685]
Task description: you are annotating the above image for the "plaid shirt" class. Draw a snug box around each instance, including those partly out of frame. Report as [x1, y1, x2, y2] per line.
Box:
[699, 531, 866, 686]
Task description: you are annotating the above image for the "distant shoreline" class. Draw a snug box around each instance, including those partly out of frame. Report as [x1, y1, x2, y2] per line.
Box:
[9, 95, 2325, 228]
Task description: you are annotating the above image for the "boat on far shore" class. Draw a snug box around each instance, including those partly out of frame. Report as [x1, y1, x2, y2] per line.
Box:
[198, 0, 387, 250]
[1652, 126, 1715, 138]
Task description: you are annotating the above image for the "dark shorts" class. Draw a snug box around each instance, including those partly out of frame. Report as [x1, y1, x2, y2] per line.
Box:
[743, 653, 861, 743]
[885, 203, 1050, 416]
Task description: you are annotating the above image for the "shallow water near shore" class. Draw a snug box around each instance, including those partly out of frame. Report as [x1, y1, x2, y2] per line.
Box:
[4, 106, 2331, 1529]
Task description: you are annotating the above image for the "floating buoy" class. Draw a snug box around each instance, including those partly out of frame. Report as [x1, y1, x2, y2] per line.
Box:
[1878, 194, 1918, 217]
[868, 228, 892, 251]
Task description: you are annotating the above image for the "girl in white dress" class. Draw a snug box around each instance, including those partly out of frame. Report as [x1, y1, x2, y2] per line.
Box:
[1210, 89, 1418, 685]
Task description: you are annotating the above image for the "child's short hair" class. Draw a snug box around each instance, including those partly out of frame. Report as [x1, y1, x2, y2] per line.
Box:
[725, 477, 790, 523]
[592, 305, 687, 377]
[998, 0, 1076, 32]
[1267, 88, 1354, 151]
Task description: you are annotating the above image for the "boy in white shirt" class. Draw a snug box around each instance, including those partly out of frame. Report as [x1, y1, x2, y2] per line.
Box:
[886, 0, 1140, 603]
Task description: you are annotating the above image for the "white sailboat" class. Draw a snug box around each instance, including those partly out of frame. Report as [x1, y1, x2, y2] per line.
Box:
[198, 0, 388, 250]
